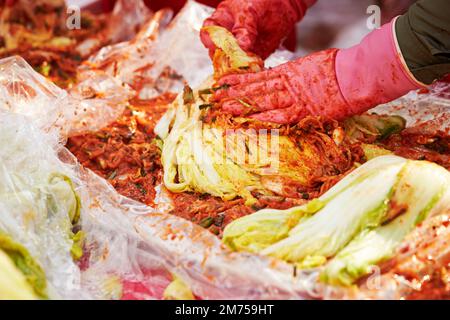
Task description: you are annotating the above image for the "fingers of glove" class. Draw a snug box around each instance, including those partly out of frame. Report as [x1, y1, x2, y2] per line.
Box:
[222, 100, 251, 116]
[215, 70, 276, 95]
[215, 74, 245, 88]
[220, 88, 294, 116]
[215, 76, 286, 100]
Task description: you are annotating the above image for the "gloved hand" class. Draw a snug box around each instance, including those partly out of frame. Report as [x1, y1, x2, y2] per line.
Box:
[213, 19, 425, 124]
[200, 0, 316, 59]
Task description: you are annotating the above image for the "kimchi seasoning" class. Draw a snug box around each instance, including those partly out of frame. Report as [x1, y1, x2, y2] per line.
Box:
[67, 93, 176, 205]
[381, 131, 450, 170]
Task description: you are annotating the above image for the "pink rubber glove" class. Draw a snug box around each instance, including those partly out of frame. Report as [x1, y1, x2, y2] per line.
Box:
[213, 18, 425, 124]
[200, 0, 316, 59]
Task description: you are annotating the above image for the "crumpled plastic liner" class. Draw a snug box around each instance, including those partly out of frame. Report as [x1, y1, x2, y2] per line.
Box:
[81, 0, 292, 100]
[82, 8, 177, 100]
[4, 102, 448, 300]
[82, 0, 293, 98]
[133, 213, 323, 299]
[1, 1, 449, 300]
[105, 0, 153, 44]
[0, 1, 321, 299]
[143, 1, 214, 89]
[76, 0, 153, 58]
[65, 150, 166, 300]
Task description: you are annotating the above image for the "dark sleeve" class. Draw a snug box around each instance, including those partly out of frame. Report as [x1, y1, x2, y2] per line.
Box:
[395, 0, 450, 84]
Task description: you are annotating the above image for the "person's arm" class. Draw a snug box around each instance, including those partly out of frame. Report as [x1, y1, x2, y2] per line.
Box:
[212, 0, 449, 124]
[396, 0, 450, 84]
[200, 0, 317, 59]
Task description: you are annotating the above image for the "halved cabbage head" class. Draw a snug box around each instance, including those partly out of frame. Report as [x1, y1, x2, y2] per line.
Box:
[222, 156, 450, 285]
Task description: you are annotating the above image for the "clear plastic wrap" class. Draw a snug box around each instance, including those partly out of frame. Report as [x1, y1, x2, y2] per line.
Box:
[0, 56, 68, 136]
[0, 93, 316, 300]
[148, 1, 214, 88]
[373, 82, 450, 135]
[105, 0, 153, 44]
[81, 9, 181, 100]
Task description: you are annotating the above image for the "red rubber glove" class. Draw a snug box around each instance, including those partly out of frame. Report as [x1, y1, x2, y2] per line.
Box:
[200, 0, 316, 59]
[213, 18, 426, 124]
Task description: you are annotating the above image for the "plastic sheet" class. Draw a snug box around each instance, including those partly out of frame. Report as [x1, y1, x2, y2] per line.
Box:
[76, 0, 153, 58]
[82, 10, 180, 100]
[0, 56, 133, 139]
[92, 1, 449, 298]
[0, 108, 173, 299]
[0, 111, 87, 299]
[148, 1, 214, 88]
[0, 76, 171, 299]
[0, 82, 316, 299]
